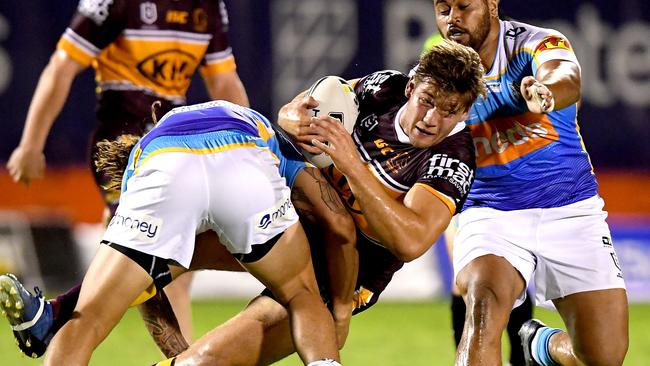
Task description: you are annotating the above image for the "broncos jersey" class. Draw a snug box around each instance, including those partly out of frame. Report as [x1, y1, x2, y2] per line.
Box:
[317, 70, 476, 306]
[465, 19, 598, 211]
[322, 70, 476, 244]
[57, 0, 236, 104]
[122, 100, 308, 192]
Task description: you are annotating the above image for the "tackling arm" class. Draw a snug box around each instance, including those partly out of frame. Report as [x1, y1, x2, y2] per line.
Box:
[520, 60, 581, 113]
[310, 118, 452, 262]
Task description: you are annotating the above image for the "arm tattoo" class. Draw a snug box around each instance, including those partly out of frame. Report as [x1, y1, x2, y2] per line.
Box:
[137, 290, 189, 357]
[303, 167, 348, 214]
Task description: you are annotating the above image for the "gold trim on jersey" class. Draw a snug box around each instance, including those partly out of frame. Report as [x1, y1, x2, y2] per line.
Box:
[57, 30, 98, 67]
[414, 183, 456, 215]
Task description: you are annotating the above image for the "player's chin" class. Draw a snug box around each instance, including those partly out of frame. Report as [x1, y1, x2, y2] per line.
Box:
[411, 134, 439, 148]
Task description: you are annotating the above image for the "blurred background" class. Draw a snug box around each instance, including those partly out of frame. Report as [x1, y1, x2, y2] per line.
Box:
[0, 0, 648, 364]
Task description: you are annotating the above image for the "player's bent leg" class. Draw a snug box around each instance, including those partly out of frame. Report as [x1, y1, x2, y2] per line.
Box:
[455, 254, 526, 366]
[240, 222, 340, 365]
[551, 289, 628, 366]
[43, 244, 156, 366]
[162, 272, 194, 342]
[170, 294, 294, 366]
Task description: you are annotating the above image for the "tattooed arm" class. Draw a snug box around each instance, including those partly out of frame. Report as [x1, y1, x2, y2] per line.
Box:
[137, 290, 189, 357]
[291, 167, 358, 348]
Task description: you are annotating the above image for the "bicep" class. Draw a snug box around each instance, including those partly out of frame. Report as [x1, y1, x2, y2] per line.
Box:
[403, 184, 453, 242]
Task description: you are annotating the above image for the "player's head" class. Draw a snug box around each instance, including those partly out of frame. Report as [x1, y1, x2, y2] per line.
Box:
[433, 0, 500, 52]
[94, 134, 140, 191]
[402, 40, 485, 148]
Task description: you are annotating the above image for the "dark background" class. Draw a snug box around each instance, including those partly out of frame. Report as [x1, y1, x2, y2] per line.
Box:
[0, 0, 648, 170]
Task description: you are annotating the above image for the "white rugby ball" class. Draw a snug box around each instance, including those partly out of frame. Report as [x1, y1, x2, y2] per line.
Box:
[302, 76, 360, 168]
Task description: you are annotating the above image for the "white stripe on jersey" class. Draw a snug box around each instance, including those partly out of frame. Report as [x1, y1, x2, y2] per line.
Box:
[122, 29, 212, 44]
[204, 47, 234, 62]
[63, 28, 101, 56]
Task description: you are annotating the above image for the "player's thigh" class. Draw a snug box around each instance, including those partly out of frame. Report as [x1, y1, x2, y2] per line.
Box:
[553, 288, 628, 364]
[240, 222, 318, 303]
[76, 244, 154, 327]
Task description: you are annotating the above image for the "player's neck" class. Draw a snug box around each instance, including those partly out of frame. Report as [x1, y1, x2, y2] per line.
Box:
[476, 21, 501, 72]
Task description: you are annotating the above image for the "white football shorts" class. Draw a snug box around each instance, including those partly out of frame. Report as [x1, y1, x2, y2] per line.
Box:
[453, 195, 626, 306]
[102, 146, 299, 268]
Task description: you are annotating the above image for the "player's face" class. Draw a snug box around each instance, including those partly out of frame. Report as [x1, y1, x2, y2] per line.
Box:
[400, 80, 468, 148]
[434, 0, 494, 52]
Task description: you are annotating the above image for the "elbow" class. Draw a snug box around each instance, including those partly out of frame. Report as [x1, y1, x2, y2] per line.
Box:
[392, 241, 428, 263]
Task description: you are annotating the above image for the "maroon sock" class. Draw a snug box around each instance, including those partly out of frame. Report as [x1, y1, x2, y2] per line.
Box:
[50, 284, 82, 333]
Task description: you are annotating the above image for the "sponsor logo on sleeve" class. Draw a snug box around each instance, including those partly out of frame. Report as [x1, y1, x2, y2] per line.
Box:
[534, 35, 573, 55]
[423, 154, 474, 195]
[78, 0, 114, 25]
[108, 212, 162, 242]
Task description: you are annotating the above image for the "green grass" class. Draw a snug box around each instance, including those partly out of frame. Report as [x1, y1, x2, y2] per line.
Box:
[1, 300, 649, 365]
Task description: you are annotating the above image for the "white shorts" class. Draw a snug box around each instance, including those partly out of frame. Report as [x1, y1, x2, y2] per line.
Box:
[453, 195, 626, 306]
[102, 146, 299, 268]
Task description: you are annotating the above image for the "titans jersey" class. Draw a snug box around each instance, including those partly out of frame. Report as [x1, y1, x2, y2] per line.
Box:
[57, 0, 236, 103]
[322, 70, 476, 244]
[122, 100, 308, 191]
[465, 19, 598, 210]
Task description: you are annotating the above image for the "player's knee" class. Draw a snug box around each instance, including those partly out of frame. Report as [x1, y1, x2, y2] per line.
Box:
[573, 336, 628, 366]
[464, 283, 507, 334]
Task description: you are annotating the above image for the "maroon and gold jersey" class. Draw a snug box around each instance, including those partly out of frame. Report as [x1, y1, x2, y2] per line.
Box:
[323, 70, 476, 245]
[321, 70, 476, 310]
[57, 0, 236, 103]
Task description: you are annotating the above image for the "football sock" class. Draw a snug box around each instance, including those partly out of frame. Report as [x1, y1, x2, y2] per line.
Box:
[451, 294, 466, 347]
[51, 284, 81, 333]
[507, 293, 533, 365]
[307, 359, 342, 366]
[530, 326, 561, 366]
[152, 357, 176, 366]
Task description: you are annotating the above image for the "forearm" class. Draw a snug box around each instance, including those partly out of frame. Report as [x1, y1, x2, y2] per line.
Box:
[537, 61, 581, 110]
[137, 290, 189, 357]
[346, 168, 436, 261]
[325, 228, 358, 319]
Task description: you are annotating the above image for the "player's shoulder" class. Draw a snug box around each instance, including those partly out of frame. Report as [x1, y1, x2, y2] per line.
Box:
[437, 124, 476, 164]
[75, 0, 125, 26]
[501, 19, 572, 53]
[356, 70, 408, 102]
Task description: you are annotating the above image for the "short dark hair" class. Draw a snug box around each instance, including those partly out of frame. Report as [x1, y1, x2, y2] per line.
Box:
[413, 39, 486, 110]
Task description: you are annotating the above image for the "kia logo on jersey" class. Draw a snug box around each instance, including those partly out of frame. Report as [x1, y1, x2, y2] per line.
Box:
[137, 50, 198, 89]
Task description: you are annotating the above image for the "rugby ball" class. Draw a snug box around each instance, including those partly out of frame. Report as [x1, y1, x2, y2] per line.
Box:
[302, 76, 360, 168]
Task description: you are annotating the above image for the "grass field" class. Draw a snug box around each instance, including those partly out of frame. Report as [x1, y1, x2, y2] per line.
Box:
[1, 300, 649, 365]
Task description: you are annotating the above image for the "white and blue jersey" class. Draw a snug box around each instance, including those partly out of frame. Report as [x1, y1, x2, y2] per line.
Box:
[121, 100, 308, 192]
[465, 19, 598, 211]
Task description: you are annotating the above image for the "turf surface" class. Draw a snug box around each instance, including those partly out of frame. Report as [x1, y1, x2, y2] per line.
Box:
[1, 300, 648, 365]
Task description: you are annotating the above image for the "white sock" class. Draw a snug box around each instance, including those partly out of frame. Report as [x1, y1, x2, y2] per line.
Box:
[530, 330, 544, 365]
[307, 359, 342, 366]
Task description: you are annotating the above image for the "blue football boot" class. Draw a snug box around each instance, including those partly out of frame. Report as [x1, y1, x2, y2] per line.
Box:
[0, 273, 54, 358]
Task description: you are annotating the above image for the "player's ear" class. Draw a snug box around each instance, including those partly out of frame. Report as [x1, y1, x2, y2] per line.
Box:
[487, 0, 499, 18]
[405, 79, 416, 99]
